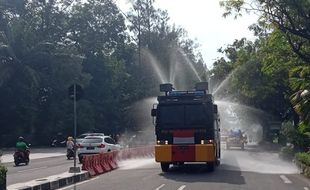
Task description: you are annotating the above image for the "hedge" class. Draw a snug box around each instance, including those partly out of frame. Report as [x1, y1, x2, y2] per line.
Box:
[295, 152, 310, 178]
[0, 164, 7, 188]
[295, 152, 310, 165]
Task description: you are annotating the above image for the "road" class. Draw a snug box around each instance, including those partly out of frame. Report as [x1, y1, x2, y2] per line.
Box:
[57, 146, 309, 190]
[3, 145, 310, 190]
[1, 148, 65, 163]
[2, 148, 71, 185]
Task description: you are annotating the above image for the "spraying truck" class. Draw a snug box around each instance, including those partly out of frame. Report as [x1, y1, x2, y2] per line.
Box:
[151, 82, 221, 172]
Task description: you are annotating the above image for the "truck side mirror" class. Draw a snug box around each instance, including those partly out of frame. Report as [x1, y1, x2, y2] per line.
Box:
[151, 108, 157, 117]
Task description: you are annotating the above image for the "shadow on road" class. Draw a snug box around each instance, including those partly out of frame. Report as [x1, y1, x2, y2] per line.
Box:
[159, 164, 245, 185]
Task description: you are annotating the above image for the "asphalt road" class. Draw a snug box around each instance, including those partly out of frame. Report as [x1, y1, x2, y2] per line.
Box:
[57, 146, 310, 190]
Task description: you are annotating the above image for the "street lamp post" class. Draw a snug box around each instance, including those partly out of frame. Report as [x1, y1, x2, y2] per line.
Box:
[68, 83, 83, 173]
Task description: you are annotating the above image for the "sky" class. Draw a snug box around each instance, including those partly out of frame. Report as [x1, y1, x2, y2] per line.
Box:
[117, 0, 259, 69]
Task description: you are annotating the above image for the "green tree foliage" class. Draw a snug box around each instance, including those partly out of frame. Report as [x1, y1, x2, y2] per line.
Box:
[127, 0, 206, 92]
[288, 64, 310, 127]
[0, 163, 7, 187]
[213, 0, 310, 147]
[0, 0, 206, 146]
[220, 0, 310, 63]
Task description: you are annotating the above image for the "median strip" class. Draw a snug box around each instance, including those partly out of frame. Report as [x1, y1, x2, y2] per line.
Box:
[57, 176, 99, 190]
[7, 171, 90, 190]
[7, 146, 154, 190]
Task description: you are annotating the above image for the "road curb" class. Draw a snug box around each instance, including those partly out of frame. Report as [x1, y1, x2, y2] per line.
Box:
[7, 171, 90, 190]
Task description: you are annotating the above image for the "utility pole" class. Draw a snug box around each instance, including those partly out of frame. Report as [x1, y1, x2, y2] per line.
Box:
[138, 0, 142, 67]
[68, 83, 83, 173]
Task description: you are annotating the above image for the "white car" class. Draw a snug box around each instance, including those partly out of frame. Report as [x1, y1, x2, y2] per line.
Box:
[75, 133, 105, 144]
[77, 136, 121, 163]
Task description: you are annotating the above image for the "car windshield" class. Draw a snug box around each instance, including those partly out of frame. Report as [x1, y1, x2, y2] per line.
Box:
[81, 138, 102, 143]
[158, 104, 213, 128]
[77, 134, 88, 139]
[77, 133, 104, 138]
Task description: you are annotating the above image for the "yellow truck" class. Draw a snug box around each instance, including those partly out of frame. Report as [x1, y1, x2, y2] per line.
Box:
[151, 82, 221, 172]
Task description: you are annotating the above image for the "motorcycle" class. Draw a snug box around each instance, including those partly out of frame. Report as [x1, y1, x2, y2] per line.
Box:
[14, 149, 30, 166]
[66, 148, 75, 160]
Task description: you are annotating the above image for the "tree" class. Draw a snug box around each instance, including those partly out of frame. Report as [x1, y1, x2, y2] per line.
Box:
[0, 0, 91, 145]
[0, 0, 209, 146]
[220, 0, 310, 63]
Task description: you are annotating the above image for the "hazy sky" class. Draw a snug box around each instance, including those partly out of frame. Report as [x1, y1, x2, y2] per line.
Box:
[117, 0, 259, 69]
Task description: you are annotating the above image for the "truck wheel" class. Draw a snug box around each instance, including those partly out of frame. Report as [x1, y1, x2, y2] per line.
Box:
[207, 162, 215, 172]
[160, 163, 170, 172]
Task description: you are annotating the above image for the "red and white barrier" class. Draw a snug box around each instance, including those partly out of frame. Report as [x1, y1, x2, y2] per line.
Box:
[81, 145, 154, 176]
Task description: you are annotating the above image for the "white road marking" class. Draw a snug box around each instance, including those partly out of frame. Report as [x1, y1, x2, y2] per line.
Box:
[17, 166, 48, 173]
[280, 175, 292, 184]
[155, 184, 165, 190]
[304, 187, 309, 190]
[177, 185, 186, 190]
[57, 176, 99, 190]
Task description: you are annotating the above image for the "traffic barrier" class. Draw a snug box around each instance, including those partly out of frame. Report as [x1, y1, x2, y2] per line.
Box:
[107, 152, 118, 169]
[100, 153, 111, 172]
[81, 146, 155, 176]
[93, 155, 104, 175]
[81, 155, 96, 176]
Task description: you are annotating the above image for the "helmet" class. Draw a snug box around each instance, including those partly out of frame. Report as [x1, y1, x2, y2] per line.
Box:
[67, 136, 73, 141]
[18, 136, 24, 141]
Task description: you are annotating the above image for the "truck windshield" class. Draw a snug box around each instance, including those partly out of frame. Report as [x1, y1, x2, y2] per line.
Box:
[158, 104, 213, 128]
